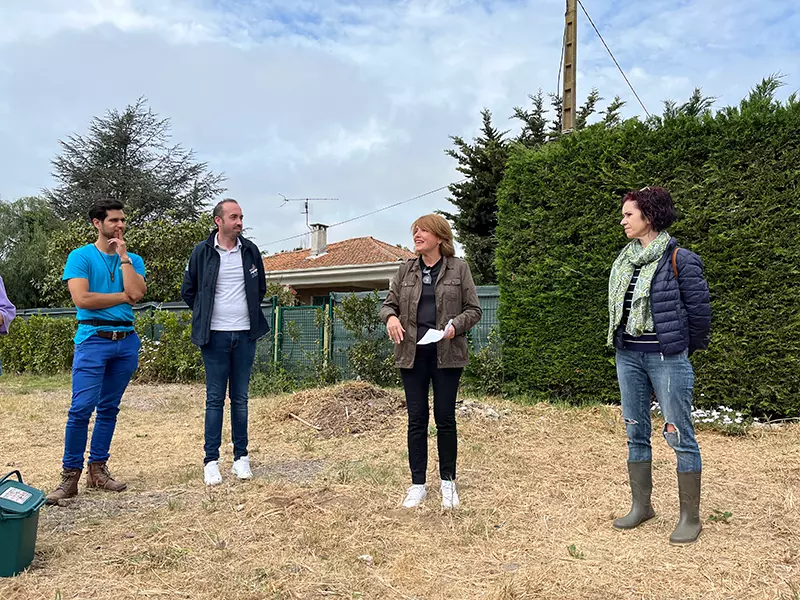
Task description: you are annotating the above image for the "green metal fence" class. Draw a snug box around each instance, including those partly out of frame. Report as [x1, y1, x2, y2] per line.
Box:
[16, 286, 500, 379]
[275, 305, 327, 374]
[471, 285, 499, 351]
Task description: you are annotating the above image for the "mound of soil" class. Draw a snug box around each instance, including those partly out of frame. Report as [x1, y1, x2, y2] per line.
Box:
[287, 382, 405, 437]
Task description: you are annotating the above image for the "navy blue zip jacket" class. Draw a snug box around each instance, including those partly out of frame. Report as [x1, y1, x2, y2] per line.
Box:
[180, 230, 269, 347]
[614, 237, 711, 356]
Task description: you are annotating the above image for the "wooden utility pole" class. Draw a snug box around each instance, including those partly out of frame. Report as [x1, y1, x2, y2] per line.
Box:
[562, 0, 577, 132]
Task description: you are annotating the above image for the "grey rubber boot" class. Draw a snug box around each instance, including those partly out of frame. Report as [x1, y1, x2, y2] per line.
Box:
[613, 461, 656, 529]
[670, 471, 702, 544]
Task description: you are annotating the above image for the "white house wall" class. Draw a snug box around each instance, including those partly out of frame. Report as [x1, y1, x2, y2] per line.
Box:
[264, 262, 404, 288]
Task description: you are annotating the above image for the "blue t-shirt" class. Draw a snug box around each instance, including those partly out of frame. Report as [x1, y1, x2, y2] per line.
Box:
[62, 244, 146, 345]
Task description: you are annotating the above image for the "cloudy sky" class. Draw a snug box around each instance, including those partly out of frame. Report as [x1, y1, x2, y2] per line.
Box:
[0, 0, 797, 254]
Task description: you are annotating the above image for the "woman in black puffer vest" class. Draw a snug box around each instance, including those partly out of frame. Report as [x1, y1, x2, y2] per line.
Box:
[607, 187, 711, 545]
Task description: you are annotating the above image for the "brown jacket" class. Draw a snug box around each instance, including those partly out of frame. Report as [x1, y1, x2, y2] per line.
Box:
[380, 256, 482, 369]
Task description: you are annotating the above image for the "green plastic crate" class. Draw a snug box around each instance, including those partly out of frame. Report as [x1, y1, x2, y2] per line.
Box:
[0, 471, 46, 577]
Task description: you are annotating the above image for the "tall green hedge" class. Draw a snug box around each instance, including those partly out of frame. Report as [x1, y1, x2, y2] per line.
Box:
[496, 81, 800, 417]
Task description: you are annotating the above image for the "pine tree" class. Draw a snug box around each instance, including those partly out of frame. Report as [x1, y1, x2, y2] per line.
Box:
[45, 97, 225, 224]
[440, 109, 509, 284]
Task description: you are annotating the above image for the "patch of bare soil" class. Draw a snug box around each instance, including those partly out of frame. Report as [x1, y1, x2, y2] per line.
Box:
[40, 489, 182, 532]
[251, 459, 326, 483]
[121, 384, 205, 412]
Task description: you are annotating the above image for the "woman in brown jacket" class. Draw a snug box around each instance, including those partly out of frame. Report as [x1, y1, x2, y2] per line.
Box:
[381, 214, 482, 509]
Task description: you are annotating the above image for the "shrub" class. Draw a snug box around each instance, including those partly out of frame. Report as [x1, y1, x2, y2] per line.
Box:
[334, 292, 399, 387]
[265, 281, 298, 306]
[462, 327, 504, 396]
[0, 315, 76, 375]
[250, 363, 296, 396]
[134, 310, 203, 383]
[496, 78, 800, 417]
[38, 216, 215, 307]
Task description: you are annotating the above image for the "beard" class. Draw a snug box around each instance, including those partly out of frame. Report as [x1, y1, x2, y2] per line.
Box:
[220, 224, 242, 238]
[101, 224, 124, 239]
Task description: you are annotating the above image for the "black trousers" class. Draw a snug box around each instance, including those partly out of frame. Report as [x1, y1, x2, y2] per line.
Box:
[400, 344, 463, 485]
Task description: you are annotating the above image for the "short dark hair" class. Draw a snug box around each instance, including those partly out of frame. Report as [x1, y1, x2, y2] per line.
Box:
[621, 187, 677, 232]
[88, 199, 125, 223]
[213, 198, 239, 220]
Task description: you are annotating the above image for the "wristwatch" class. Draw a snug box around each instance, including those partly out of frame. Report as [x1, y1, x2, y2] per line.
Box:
[120, 258, 132, 265]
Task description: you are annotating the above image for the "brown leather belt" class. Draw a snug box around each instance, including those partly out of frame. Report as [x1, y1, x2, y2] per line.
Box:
[95, 331, 134, 341]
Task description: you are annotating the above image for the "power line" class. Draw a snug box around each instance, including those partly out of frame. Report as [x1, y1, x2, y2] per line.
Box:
[575, 0, 650, 118]
[328, 182, 463, 229]
[262, 230, 309, 247]
[262, 180, 465, 247]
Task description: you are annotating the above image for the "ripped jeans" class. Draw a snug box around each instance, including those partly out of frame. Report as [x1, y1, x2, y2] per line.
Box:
[616, 349, 702, 473]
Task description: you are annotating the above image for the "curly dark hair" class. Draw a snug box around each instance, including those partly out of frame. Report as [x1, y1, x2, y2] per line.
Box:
[621, 187, 677, 232]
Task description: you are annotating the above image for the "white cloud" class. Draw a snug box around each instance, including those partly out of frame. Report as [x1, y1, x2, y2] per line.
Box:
[0, 0, 797, 254]
[315, 118, 403, 162]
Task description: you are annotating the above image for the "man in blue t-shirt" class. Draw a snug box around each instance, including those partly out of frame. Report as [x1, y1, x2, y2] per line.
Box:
[46, 200, 147, 505]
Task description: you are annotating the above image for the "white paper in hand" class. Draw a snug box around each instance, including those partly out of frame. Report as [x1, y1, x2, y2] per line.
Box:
[417, 319, 454, 345]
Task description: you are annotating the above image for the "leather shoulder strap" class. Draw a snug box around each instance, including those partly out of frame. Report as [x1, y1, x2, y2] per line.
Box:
[671, 247, 680, 281]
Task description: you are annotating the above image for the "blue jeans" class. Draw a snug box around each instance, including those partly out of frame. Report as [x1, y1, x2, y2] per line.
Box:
[63, 334, 140, 470]
[616, 349, 702, 473]
[201, 331, 257, 464]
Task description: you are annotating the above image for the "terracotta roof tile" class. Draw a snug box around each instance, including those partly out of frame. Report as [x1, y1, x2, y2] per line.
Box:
[263, 236, 415, 272]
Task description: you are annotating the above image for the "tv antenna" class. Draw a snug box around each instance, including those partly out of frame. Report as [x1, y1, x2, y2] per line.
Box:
[278, 194, 339, 229]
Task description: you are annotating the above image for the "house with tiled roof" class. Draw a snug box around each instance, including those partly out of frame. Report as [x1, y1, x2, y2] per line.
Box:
[262, 224, 415, 305]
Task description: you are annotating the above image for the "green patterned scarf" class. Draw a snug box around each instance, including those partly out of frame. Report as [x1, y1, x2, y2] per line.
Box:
[607, 231, 671, 346]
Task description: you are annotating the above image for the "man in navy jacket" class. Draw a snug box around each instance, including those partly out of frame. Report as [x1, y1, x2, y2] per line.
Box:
[181, 198, 269, 485]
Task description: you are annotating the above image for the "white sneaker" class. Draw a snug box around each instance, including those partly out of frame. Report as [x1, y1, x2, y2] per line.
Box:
[204, 461, 223, 486]
[402, 484, 427, 508]
[231, 456, 253, 480]
[441, 480, 459, 509]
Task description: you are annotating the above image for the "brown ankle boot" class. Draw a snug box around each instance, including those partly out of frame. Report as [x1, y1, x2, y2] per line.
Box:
[86, 462, 127, 492]
[46, 469, 82, 505]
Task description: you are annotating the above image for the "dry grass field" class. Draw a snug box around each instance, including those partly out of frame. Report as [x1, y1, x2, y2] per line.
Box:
[0, 377, 798, 600]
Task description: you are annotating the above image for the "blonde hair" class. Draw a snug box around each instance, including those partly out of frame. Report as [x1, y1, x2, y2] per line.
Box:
[410, 214, 456, 257]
